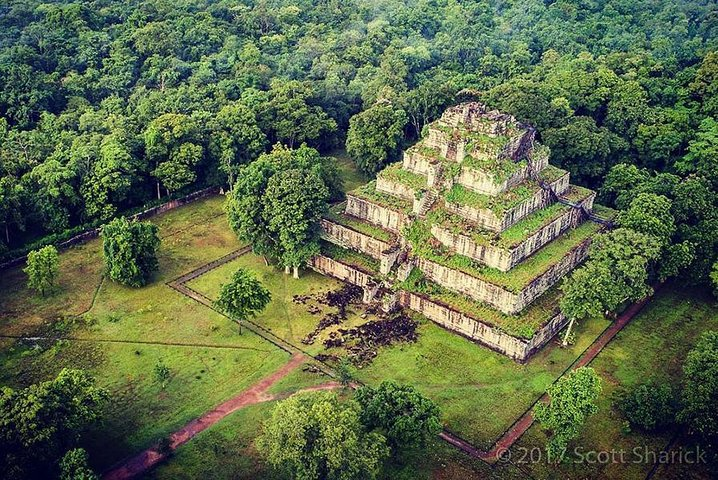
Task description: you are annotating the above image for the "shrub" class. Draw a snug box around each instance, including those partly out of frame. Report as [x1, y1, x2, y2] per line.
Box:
[616, 381, 676, 431]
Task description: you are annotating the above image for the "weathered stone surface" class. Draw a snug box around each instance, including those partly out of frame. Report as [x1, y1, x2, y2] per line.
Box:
[416, 236, 591, 314]
[431, 191, 595, 271]
[345, 194, 409, 233]
[445, 172, 570, 232]
[320, 219, 392, 260]
[376, 176, 416, 201]
[397, 291, 568, 362]
[456, 154, 548, 196]
[402, 148, 434, 176]
[309, 255, 373, 287]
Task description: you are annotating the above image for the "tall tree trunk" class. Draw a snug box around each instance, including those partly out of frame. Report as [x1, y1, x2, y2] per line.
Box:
[284, 265, 290, 275]
[4, 223, 9, 245]
[263, 256, 269, 266]
[293, 266, 299, 279]
[156, 181, 161, 200]
[562, 318, 575, 346]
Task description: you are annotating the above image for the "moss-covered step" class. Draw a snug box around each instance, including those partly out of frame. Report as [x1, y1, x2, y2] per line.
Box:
[431, 185, 596, 271]
[443, 165, 570, 232]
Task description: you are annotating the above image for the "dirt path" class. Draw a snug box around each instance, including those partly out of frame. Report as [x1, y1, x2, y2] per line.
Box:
[103, 354, 342, 480]
[441, 284, 663, 463]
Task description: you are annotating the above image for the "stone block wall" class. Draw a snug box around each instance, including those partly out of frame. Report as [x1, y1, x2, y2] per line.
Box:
[320, 219, 392, 260]
[397, 291, 568, 362]
[376, 176, 417, 201]
[345, 194, 409, 233]
[431, 191, 595, 271]
[309, 255, 374, 287]
[402, 150, 434, 176]
[416, 235, 591, 314]
[445, 171, 570, 232]
[456, 154, 548, 196]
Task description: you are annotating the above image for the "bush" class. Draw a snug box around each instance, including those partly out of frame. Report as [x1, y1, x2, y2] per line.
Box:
[616, 381, 676, 431]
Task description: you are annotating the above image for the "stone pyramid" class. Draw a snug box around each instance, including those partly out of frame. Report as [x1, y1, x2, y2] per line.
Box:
[311, 102, 613, 362]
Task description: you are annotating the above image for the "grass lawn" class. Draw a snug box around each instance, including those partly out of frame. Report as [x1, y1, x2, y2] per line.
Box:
[508, 284, 718, 479]
[351, 313, 610, 450]
[331, 148, 369, 194]
[185, 250, 380, 356]
[0, 196, 299, 471]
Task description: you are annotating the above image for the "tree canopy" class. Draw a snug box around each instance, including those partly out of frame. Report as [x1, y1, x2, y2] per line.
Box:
[215, 267, 271, 322]
[101, 217, 160, 287]
[257, 391, 388, 480]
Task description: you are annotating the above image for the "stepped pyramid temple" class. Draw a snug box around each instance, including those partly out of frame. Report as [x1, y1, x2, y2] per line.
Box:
[311, 102, 613, 362]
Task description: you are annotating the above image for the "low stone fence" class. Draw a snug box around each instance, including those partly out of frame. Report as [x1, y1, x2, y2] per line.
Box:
[376, 176, 417, 202]
[397, 290, 568, 362]
[345, 194, 410, 233]
[0, 187, 218, 272]
[446, 172, 570, 232]
[416, 236, 591, 315]
[431, 191, 595, 271]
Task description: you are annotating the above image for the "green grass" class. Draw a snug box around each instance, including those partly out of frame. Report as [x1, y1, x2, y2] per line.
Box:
[510, 284, 718, 479]
[323, 203, 394, 242]
[349, 181, 413, 214]
[186, 250, 379, 356]
[406, 214, 603, 294]
[330, 148, 369, 194]
[320, 240, 380, 274]
[354, 313, 610, 449]
[444, 166, 568, 217]
[0, 196, 309, 471]
[377, 162, 428, 190]
[399, 268, 561, 338]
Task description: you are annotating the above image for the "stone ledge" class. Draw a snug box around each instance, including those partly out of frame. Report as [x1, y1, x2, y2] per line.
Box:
[445, 171, 570, 232]
[416, 235, 591, 315]
[432, 190, 595, 271]
[397, 290, 567, 363]
[345, 194, 410, 233]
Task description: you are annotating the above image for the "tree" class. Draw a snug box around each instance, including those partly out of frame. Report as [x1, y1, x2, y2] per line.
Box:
[257, 392, 388, 480]
[101, 217, 160, 287]
[214, 267, 271, 322]
[24, 245, 59, 296]
[534, 367, 602, 459]
[346, 100, 407, 176]
[617, 381, 676, 432]
[560, 228, 662, 343]
[209, 102, 266, 190]
[679, 330, 718, 449]
[266, 79, 337, 148]
[677, 118, 718, 187]
[59, 448, 98, 480]
[264, 168, 329, 278]
[143, 113, 202, 198]
[617, 193, 675, 247]
[0, 369, 108, 479]
[0, 176, 24, 245]
[712, 262, 718, 297]
[226, 144, 334, 274]
[356, 381, 441, 451]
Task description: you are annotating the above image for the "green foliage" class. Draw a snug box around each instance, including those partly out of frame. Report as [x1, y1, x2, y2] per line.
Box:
[679, 330, 718, 448]
[153, 360, 171, 389]
[226, 144, 335, 268]
[534, 367, 602, 460]
[561, 228, 661, 321]
[257, 391, 389, 480]
[336, 357, 354, 388]
[346, 101, 408, 176]
[616, 381, 676, 432]
[59, 448, 98, 480]
[711, 263, 718, 297]
[617, 193, 675, 247]
[356, 381, 441, 451]
[101, 217, 160, 287]
[24, 245, 59, 296]
[0, 369, 108, 479]
[214, 267, 271, 322]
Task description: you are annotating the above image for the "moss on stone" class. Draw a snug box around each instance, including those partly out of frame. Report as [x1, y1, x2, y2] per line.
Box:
[349, 181, 413, 214]
[377, 162, 428, 190]
[320, 240, 380, 274]
[324, 203, 394, 242]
